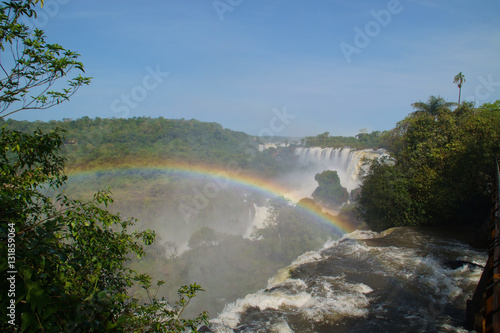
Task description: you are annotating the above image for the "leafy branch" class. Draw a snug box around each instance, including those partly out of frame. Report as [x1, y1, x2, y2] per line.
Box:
[0, 1, 91, 118]
[126, 275, 209, 332]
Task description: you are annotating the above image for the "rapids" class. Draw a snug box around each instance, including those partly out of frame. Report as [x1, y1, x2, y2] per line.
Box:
[210, 227, 486, 332]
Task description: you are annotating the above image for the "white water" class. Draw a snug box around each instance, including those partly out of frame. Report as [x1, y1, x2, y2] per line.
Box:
[243, 147, 384, 236]
[243, 204, 269, 239]
[290, 147, 384, 199]
[211, 228, 486, 332]
[157, 145, 485, 332]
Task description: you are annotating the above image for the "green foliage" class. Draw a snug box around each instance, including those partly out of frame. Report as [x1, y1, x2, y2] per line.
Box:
[0, 2, 207, 331]
[305, 130, 389, 149]
[0, 116, 282, 176]
[357, 157, 424, 231]
[125, 277, 208, 332]
[312, 170, 349, 207]
[0, 1, 90, 118]
[1, 127, 149, 331]
[359, 96, 500, 230]
[0, 127, 210, 332]
[409, 95, 455, 117]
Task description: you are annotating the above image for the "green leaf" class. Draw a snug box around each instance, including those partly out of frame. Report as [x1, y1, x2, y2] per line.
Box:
[42, 305, 59, 320]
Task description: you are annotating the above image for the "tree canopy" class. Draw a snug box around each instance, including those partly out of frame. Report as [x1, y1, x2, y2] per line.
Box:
[0, 116, 283, 176]
[358, 97, 500, 231]
[304, 130, 389, 149]
[312, 170, 349, 208]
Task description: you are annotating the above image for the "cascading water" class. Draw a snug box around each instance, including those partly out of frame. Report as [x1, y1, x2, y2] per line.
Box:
[294, 147, 384, 193]
[244, 204, 268, 239]
[172, 145, 485, 332]
[211, 228, 486, 332]
[285, 147, 384, 201]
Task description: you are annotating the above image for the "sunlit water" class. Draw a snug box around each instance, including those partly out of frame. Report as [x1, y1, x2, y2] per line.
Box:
[292, 147, 385, 194]
[210, 228, 486, 332]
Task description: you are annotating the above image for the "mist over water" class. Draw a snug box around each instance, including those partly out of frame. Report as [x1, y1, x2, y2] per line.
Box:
[244, 205, 268, 239]
[64, 146, 485, 330]
[282, 148, 385, 202]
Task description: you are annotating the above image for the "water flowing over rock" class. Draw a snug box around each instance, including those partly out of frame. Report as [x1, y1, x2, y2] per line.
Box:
[286, 147, 384, 201]
[211, 227, 486, 332]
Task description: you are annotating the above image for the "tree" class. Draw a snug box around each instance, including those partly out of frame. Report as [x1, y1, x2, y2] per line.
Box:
[410, 95, 454, 117]
[453, 72, 466, 105]
[358, 157, 424, 231]
[123, 278, 208, 332]
[0, 1, 90, 118]
[1, 127, 157, 331]
[359, 96, 499, 231]
[0, 1, 208, 331]
[312, 170, 349, 207]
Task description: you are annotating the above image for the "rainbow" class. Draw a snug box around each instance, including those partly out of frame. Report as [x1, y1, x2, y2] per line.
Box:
[66, 161, 356, 235]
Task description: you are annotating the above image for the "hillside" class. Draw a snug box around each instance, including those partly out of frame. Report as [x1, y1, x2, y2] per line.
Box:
[0, 117, 281, 173]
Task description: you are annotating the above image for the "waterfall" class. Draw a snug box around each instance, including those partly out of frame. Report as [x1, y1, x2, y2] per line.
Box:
[293, 147, 384, 194]
[243, 204, 268, 239]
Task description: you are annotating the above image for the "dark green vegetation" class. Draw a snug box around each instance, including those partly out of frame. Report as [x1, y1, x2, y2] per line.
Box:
[312, 170, 349, 208]
[358, 96, 500, 232]
[304, 130, 388, 149]
[0, 1, 208, 331]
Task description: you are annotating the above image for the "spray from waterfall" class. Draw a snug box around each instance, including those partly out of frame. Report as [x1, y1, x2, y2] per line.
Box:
[283, 147, 384, 201]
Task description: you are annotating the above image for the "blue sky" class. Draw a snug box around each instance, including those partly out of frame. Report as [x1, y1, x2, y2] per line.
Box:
[9, 0, 500, 137]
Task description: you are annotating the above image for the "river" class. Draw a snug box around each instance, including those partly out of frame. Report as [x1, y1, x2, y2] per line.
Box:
[210, 227, 486, 332]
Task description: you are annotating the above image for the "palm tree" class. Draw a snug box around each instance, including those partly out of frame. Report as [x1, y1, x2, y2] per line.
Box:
[453, 72, 466, 105]
[411, 96, 454, 117]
